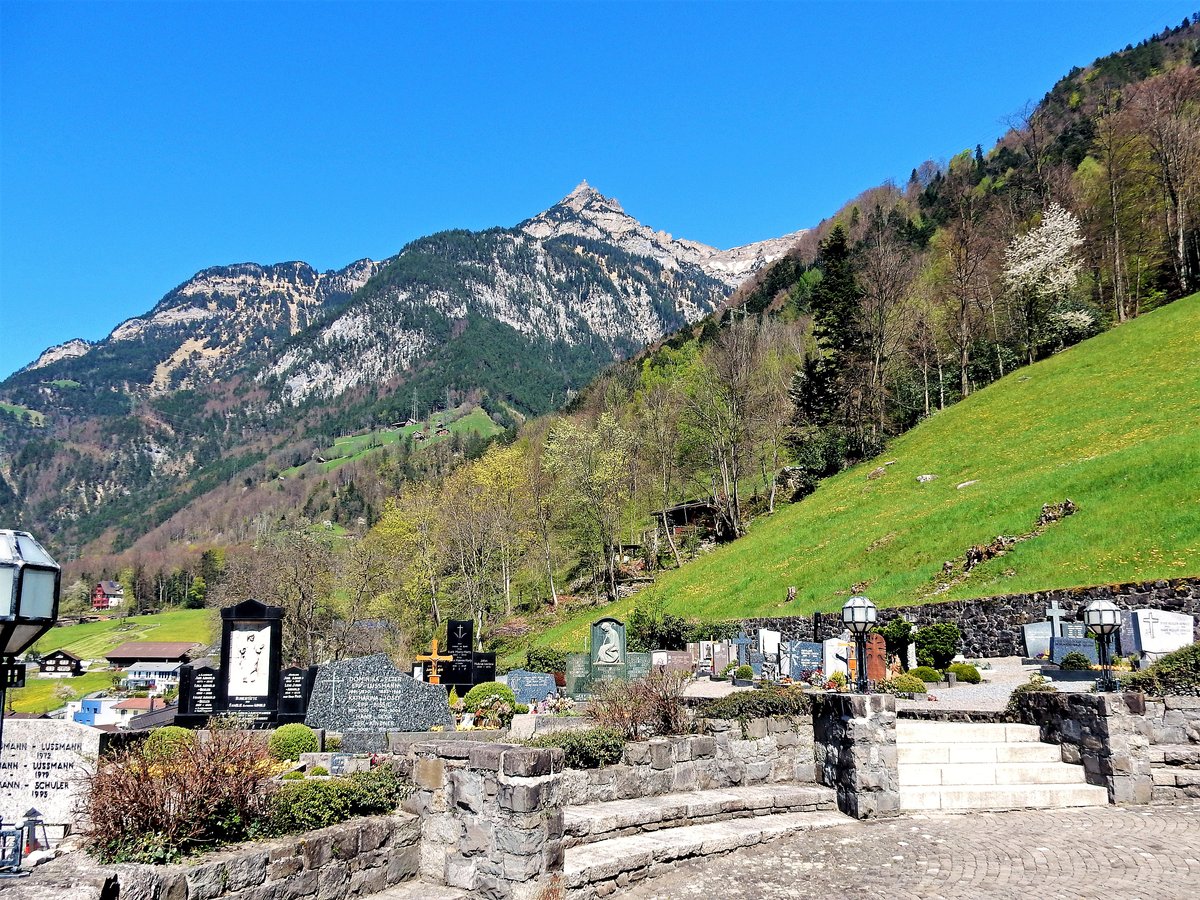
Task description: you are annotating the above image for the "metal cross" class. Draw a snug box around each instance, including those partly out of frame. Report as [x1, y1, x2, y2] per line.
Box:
[1045, 600, 1067, 637]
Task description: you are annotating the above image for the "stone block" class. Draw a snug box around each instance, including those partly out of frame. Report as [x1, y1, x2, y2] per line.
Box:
[448, 769, 484, 813]
[413, 757, 445, 790]
[270, 856, 304, 881]
[502, 746, 556, 777]
[276, 870, 318, 900]
[444, 856, 478, 890]
[358, 818, 393, 853]
[468, 743, 506, 772]
[497, 825, 548, 856]
[317, 861, 349, 900]
[348, 867, 387, 897]
[499, 778, 550, 813]
[649, 740, 673, 770]
[745, 719, 768, 740]
[387, 843, 420, 885]
[332, 824, 361, 861]
[185, 861, 227, 900]
[624, 742, 651, 765]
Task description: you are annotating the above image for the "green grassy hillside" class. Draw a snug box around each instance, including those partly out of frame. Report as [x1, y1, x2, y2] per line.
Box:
[32, 609, 212, 660]
[529, 293, 1200, 656]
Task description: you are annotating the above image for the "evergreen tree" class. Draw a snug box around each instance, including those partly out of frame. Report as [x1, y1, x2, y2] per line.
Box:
[809, 224, 863, 358]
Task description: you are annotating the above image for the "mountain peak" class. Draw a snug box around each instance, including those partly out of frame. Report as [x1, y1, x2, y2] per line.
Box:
[557, 179, 624, 215]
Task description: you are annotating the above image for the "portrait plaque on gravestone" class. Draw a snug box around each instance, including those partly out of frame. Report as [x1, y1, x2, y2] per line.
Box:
[219, 599, 285, 723]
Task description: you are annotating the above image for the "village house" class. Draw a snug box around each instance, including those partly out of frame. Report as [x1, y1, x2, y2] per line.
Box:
[37, 648, 83, 677]
[105, 641, 202, 667]
[123, 661, 182, 693]
[71, 696, 168, 729]
[91, 580, 125, 610]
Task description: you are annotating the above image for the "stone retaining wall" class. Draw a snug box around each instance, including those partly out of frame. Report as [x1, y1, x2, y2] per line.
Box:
[1143, 695, 1200, 801]
[559, 716, 815, 806]
[743, 577, 1200, 659]
[19, 815, 420, 900]
[811, 694, 899, 819]
[1014, 692, 1152, 804]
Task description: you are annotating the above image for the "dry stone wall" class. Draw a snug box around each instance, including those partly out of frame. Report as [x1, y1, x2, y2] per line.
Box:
[1143, 695, 1200, 800]
[811, 694, 900, 819]
[744, 577, 1200, 658]
[559, 715, 815, 806]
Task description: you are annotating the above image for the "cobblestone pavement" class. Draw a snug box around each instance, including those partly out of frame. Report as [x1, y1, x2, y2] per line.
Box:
[620, 801, 1200, 899]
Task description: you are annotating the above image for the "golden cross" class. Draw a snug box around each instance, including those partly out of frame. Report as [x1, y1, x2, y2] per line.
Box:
[414, 638, 454, 684]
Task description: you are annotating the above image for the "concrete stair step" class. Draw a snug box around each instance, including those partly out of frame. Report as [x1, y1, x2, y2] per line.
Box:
[370, 883, 467, 899]
[897, 721, 1042, 744]
[900, 782, 1109, 811]
[563, 784, 837, 848]
[899, 761, 1089, 787]
[563, 810, 854, 898]
[899, 740, 1063, 765]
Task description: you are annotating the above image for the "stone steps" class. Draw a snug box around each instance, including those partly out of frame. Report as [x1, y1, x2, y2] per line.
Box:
[563, 783, 837, 848]
[371, 883, 467, 899]
[563, 809, 853, 899]
[898, 719, 1109, 812]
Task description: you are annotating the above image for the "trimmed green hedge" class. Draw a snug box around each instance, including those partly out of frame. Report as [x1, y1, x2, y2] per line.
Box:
[909, 666, 943, 683]
[878, 673, 927, 694]
[524, 726, 626, 769]
[697, 685, 811, 721]
[269, 724, 318, 762]
[462, 681, 515, 712]
[266, 766, 409, 835]
[946, 663, 982, 684]
[1125, 642, 1200, 696]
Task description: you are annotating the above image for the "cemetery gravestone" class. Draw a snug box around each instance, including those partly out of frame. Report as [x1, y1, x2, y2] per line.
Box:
[713, 643, 731, 673]
[1134, 609, 1195, 655]
[652, 650, 694, 673]
[220, 599, 284, 723]
[865, 633, 887, 683]
[506, 669, 557, 706]
[1022, 621, 1054, 659]
[0, 720, 105, 838]
[305, 653, 454, 752]
[1118, 610, 1140, 657]
[783, 641, 822, 677]
[1050, 636, 1099, 666]
[445, 619, 476, 692]
[822, 638, 853, 678]
[1062, 622, 1087, 639]
[732, 633, 753, 666]
[758, 628, 781, 658]
[748, 650, 765, 678]
[473, 652, 497, 684]
[592, 618, 627, 668]
[278, 665, 316, 723]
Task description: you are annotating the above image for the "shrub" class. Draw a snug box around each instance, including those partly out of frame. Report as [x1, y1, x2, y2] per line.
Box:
[525, 647, 567, 674]
[914, 624, 961, 669]
[269, 724, 319, 762]
[909, 666, 943, 683]
[734, 665, 755, 681]
[1125, 642, 1200, 696]
[1058, 651, 1093, 671]
[282, 771, 304, 781]
[462, 681, 516, 712]
[325, 734, 342, 752]
[83, 729, 275, 863]
[142, 726, 196, 762]
[827, 671, 847, 690]
[265, 765, 409, 836]
[589, 671, 689, 738]
[878, 674, 927, 694]
[946, 663, 982, 684]
[307, 766, 329, 777]
[720, 662, 737, 676]
[472, 694, 516, 729]
[525, 726, 626, 769]
[1007, 673, 1057, 714]
[638, 669, 690, 735]
[698, 684, 811, 721]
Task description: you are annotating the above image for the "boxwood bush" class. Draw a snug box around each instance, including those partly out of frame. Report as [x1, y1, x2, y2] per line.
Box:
[697, 684, 811, 721]
[266, 765, 409, 835]
[524, 726, 626, 769]
[946, 663, 982, 684]
[269, 723, 319, 762]
[734, 664, 755, 681]
[909, 666, 943, 683]
[1125, 642, 1200, 696]
[462, 681, 516, 712]
[142, 725, 196, 761]
[877, 673, 927, 694]
[1058, 651, 1094, 671]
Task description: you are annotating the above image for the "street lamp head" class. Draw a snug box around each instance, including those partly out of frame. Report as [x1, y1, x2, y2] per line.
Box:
[0, 530, 61, 657]
[841, 595, 877, 635]
[1083, 598, 1121, 637]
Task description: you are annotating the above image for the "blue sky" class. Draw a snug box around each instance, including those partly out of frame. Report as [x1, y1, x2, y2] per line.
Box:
[1, 1, 1194, 378]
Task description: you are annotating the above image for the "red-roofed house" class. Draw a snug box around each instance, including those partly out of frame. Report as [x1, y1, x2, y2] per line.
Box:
[92, 581, 125, 610]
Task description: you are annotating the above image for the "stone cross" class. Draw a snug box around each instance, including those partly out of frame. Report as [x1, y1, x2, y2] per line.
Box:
[415, 638, 454, 685]
[731, 633, 753, 666]
[1045, 600, 1068, 637]
[1141, 610, 1161, 637]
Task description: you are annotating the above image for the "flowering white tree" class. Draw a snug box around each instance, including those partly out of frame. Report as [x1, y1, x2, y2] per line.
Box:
[1003, 203, 1084, 363]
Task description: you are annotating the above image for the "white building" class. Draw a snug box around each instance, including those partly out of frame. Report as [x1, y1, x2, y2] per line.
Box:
[124, 661, 183, 693]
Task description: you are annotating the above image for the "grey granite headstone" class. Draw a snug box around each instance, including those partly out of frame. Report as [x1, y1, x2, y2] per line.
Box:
[1050, 636, 1099, 665]
[565, 653, 591, 698]
[626, 652, 653, 681]
[0, 719, 104, 834]
[748, 650, 765, 677]
[1062, 621, 1087, 639]
[304, 653, 453, 752]
[783, 641, 822, 676]
[506, 669, 557, 706]
[1022, 621, 1053, 659]
[1118, 610, 1140, 657]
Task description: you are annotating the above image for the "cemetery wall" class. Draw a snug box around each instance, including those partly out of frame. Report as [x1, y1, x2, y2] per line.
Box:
[558, 716, 815, 806]
[1142, 695, 1200, 801]
[812, 694, 900, 819]
[33, 814, 421, 900]
[743, 577, 1200, 658]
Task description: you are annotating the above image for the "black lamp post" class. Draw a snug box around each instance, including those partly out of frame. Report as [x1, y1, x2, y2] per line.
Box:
[841, 595, 877, 693]
[1084, 598, 1121, 692]
[0, 530, 61, 786]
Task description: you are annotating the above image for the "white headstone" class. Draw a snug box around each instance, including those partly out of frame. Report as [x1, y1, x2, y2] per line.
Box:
[758, 628, 781, 657]
[0, 719, 103, 835]
[822, 638, 852, 678]
[1133, 609, 1195, 654]
[1022, 621, 1054, 659]
[906, 642, 918, 670]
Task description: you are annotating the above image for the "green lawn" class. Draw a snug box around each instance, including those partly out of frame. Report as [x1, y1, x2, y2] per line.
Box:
[33, 609, 213, 661]
[0, 401, 45, 426]
[525, 293, 1200, 656]
[8, 671, 114, 715]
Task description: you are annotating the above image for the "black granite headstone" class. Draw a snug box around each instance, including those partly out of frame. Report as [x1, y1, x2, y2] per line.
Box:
[446, 620, 473, 653]
[473, 652, 496, 684]
[305, 653, 454, 752]
[278, 666, 316, 722]
[1050, 636, 1099, 665]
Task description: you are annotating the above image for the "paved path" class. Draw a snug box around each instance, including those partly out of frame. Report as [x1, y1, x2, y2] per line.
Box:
[620, 801, 1200, 899]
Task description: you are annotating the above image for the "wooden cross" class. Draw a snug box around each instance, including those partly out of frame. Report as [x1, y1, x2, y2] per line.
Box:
[415, 638, 454, 685]
[1045, 600, 1067, 637]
